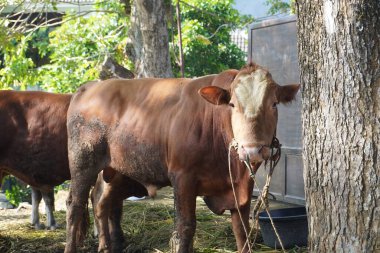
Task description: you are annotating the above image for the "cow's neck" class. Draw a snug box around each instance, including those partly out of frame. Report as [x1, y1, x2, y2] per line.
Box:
[211, 107, 237, 167]
[206, 107, 253, 211]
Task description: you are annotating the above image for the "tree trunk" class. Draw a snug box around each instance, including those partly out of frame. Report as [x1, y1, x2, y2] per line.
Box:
[296, 1, 380, 252]
[125, 0, 173, 78]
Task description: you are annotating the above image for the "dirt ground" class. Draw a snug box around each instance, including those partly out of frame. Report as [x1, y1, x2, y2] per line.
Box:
[0, 190, 69, 230]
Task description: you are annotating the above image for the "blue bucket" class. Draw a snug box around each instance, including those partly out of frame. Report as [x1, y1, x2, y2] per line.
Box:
[258, 207, 308, 249]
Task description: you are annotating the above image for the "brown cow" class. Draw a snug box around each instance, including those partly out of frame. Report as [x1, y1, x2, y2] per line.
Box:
[0, 89, 137, 236]
[0, 90, 71, 189]
[0, 90, 71, 228]
[64, 63, 300, 253]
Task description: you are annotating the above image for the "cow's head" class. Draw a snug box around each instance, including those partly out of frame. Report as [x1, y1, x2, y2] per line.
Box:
[199, 63, 299, 167]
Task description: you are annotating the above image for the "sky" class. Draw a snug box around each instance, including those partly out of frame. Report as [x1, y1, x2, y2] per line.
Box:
[233, 0, 270, 18]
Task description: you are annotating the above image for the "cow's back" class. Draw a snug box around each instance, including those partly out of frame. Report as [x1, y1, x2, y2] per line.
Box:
[0, 90, 71, 188]
[68, 78, 194, 189]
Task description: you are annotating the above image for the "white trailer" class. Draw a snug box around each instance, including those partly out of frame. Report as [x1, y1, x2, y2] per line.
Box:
[249, 15, 305, 204]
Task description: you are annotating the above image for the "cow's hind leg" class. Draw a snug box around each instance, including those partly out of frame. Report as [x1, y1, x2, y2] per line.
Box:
[65, 116, 109, 253]
[108, 196, 125, 253]
[42, 188, 56, 230]
[65, 171, 97, 253]
[92, 173, 125, 253]
[171, 174, 197, 253]
[31, 187, 43, 229]
[65, 147, 105, 252]
[94, 181, 113, 253]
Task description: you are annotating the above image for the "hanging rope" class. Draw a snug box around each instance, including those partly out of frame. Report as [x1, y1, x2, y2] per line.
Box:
[228, 143, 253, 253]
[228, 137, 285, 252]
[169, 231, 180, 253]
[252, 175, 285, 251]
[170, 183, 180, 252]
[170, 136, 284, 252]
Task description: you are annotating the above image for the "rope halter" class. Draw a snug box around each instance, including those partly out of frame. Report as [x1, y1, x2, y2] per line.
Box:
[229, 136, 282, 178]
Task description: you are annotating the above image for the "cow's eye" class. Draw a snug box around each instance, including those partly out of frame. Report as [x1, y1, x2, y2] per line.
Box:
[229, 103, 235, 108]
[272, 103, 278, 109]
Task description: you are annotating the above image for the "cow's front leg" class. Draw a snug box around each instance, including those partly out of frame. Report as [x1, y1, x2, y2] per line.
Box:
[31, 187, 43, 229]
[172, 174, 197, 253]
[231, 202, 251, 253]
[42, 188, 57, 230]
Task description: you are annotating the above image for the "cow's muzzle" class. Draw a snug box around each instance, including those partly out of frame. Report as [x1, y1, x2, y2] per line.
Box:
[231, 137, 282, 164]
[230, 137, 282, 176]
[238, 144, 271, 162]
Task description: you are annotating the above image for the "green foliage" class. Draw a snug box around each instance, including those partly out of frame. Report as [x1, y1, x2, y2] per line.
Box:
[0, 0, 129, 93]
[38, 1, 129, 93]
[0, 35, 36, 89]
[171, 0, 247, 77]
[27, 28, 50, 66]
[3, 176, 31, 207]
[0, 0, 249, 89]
[265, 0, 295, 15]
[54, 181, 70, 194]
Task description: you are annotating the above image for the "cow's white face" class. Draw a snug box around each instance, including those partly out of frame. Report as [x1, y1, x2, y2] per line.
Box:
[234, 69, 269, 118]
[229, 68, 279, 163]
[199, 64, 300, 167]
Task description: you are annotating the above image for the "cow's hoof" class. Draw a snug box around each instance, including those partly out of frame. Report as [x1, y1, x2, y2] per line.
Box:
[98, 244, 111, 253]
[47, 224, 58, 230]
[111, 242, 125, 253]
[33, 223, 45, 230]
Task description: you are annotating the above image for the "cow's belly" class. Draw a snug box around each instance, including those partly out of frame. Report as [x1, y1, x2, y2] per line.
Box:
[109, 133, 170, 188]
[0, 136, 70, 188]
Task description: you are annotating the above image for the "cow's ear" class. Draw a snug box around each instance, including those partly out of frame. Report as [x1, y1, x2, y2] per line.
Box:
[198, 86, 230, 105]
[277, 84, 300, 104]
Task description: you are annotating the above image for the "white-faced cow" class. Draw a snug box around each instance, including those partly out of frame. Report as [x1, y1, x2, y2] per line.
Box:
[64, 63, 300, 253]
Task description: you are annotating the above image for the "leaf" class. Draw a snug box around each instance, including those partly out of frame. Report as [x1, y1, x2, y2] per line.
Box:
[195, 35, 211, 45]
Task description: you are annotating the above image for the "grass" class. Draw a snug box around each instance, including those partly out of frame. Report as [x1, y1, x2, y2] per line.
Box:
[0, 191, 308, 253]
[121, 201, 238, 252]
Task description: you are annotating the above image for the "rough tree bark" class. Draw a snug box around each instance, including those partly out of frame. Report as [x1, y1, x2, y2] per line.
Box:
[297, 1, 379, 252]
[125, 0, 173, 78]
